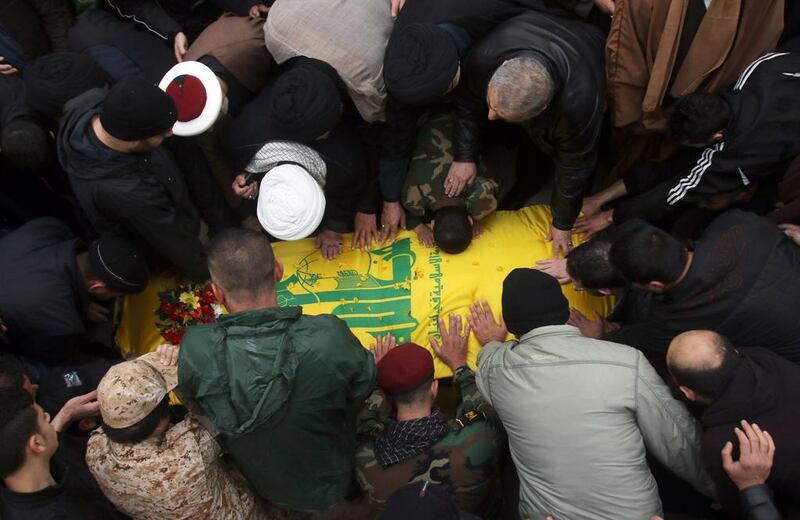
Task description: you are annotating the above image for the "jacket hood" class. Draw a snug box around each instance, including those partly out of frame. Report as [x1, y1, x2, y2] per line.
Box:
[702, 348, 780, 428]
[57, 88, 134, 181]
[182, 306, 302, 437]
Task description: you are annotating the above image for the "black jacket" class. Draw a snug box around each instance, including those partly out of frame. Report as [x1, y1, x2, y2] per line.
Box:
[453, 10, 605, 229]
[379, 0, 575, 202]
[0, 218, 89, 359]
[615, 52, 800, 224]
[0, 0, 73, 67]
[57, 89, 209, 281]
[701, 348, 800, 517]
[604, 210, 800, 373]
[103, 0, 262, 42]
[739, 485, 783, 520]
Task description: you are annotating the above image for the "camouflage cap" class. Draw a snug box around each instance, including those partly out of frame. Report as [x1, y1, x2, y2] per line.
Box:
[97, 353, 177, 429]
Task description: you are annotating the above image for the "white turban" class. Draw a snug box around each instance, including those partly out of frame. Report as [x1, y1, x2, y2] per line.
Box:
[256, 164, 326, 240]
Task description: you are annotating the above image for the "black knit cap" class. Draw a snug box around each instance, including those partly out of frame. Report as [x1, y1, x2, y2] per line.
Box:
[379, 481, 460, 520]
[502, 268, 569, 336]
[100, 76, 177, 141]
[384, 23, 459, 106]
[87, 236, 149, 294]
[266, 61, 343, 141]
[23, 52, 108, 118]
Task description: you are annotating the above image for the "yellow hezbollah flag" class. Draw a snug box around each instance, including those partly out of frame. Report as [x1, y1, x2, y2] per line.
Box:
[117, 205, 613, 378]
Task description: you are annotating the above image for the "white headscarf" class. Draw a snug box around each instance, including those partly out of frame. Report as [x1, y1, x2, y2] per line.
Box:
[250, 142, 327, 240]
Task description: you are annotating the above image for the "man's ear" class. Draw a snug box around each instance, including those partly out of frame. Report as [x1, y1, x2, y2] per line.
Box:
[467, 215, 474, 226]
[87, 280, 107, 295]
[713, 130, 725, 142]
[598, 288, 613, 296]
[678, 385, 696, 402]
[645, 281, 667, 294]
[28, 433, 48, 455]
[431, 379, 439, 399]
[274, 260, 284, 283]
[210, 281, 226, 307]
[430, 220, 436, 231]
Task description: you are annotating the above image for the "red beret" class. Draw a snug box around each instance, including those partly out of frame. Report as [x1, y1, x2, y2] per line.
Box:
[165, 75, 207, 122]
[377, 343, 435, 395]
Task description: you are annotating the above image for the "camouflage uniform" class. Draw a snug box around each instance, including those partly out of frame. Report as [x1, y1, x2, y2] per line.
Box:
[402, 111, 499, 229]
[86, 417, 267, 520]
[355, 368, 502, 515]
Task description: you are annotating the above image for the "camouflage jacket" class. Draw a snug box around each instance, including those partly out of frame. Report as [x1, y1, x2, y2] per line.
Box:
[402, 111, 499, 229]
[355, 368, 502, 515]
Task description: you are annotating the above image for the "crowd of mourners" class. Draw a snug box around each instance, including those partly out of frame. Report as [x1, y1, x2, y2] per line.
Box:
[1, 0, 800, 518]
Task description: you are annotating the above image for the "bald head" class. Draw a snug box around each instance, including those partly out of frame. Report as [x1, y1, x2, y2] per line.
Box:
[667, 330, 739, 402]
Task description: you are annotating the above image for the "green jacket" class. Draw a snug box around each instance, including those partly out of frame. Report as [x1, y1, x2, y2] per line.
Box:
[178, 306, 376, 512]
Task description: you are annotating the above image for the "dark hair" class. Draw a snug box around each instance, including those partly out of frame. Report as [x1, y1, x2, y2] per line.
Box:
[0, 387, 38, 478]
[392, 378, 434, 406]
[669, 334, 740, 399]
[669, 92, 731, 143]
[102, 396, 170, 444]
[0, 363, 25, 390]
[566, 236, 623, 290]
[207, 228, 276, 299]
[609, 226, 688, 286]
[433, 206, 472, 254]
[1, 120, 49, 173]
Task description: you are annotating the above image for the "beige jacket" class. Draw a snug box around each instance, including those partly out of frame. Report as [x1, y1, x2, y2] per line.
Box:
[263, 0, 394, 122]
[476, 325, 715, 520]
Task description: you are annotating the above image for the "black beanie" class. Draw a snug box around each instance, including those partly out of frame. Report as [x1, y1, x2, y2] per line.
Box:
[380, 481, 460, 520]
[87, 236, 149, 293]
[383, 23, 459, 106]
[23, 52, 108, 118]
[100, 76, 177, 141]
[501, 268, 569, 336]
[266, 60, 343, 142]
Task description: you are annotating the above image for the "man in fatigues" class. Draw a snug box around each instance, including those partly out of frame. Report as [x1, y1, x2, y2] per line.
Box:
[401, 111, 499, 251]
[355, 315, 502, 516]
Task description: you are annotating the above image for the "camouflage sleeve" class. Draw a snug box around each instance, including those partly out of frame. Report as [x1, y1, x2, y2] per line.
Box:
[454, 367, 497, 421]
[356, 388, 391, 438]
[465, 176, 499, 222]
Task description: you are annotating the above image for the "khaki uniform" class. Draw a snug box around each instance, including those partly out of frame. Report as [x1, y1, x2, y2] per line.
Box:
[86, 417, 265, 520]
[402, 111, 499, 229]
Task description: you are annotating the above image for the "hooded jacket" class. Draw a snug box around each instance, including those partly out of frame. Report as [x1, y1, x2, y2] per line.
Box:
[453, 10, 606, 230]
[178, 306, 376, 513]
[57, 88, 208, 281]
[701, 348, 800, 517]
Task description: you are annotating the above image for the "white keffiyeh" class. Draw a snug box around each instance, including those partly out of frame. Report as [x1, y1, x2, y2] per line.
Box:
[249, 142, 327, 240]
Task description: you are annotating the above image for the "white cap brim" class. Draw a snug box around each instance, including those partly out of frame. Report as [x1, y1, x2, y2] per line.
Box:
[158, 61, 223, 136]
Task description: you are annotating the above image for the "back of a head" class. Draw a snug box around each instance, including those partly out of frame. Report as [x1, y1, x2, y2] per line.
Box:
[383, 23, 459, 105]
[101, 76, 177, 142]
[669, 92, 731, 144]
[433, 206, 472, 254]
[1, 120, 49, 173]
[609, 226, 688, 286]
[566, 236, 623, 290]
[24, 52, 108, 118]
[0, 387, 37, 479]
[87, 235, 150, 294]
[489, 56, 554, 120]
[207, 228, 276, 299]
[267, 60, 343, 141]
[667, 331, 740, 400]
[502, 268, 569, 336]
[0, 363, 24, 390]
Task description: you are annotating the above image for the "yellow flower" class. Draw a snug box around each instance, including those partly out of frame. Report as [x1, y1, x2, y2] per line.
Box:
[179, 292, 200, 310]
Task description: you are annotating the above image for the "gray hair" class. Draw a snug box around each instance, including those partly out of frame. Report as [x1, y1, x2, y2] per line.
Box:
[488, 56, 554, 121]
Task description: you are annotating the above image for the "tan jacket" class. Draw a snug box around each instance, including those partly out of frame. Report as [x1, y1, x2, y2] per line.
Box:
[607, 0, 783, 131]
[263, 0, 394, 122]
